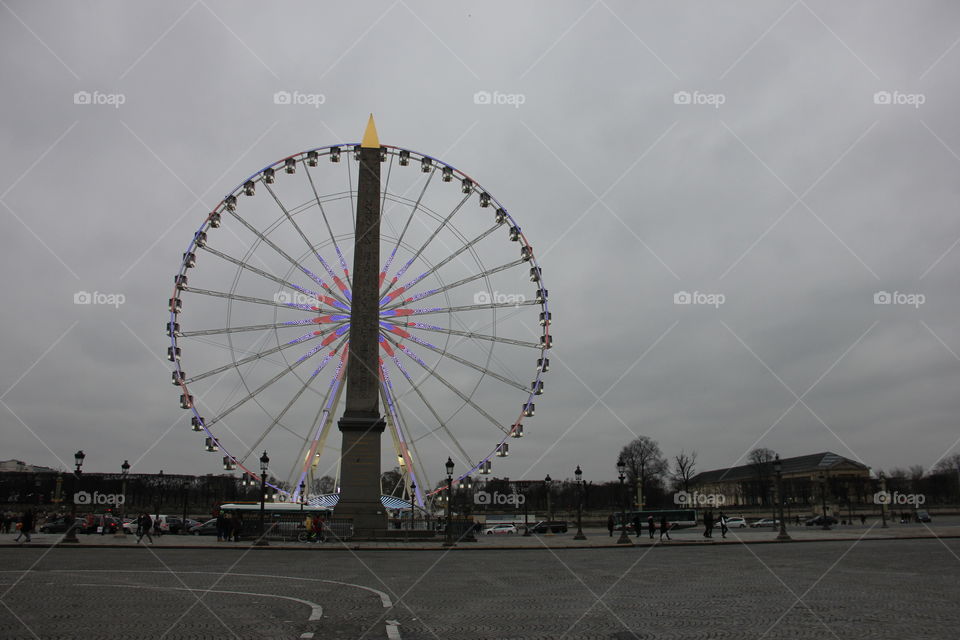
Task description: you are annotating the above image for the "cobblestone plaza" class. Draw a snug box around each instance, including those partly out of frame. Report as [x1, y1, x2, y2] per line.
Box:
[2, 536, 957, 639]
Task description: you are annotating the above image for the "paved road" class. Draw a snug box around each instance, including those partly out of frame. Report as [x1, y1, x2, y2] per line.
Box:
[1, 538, 958, 639]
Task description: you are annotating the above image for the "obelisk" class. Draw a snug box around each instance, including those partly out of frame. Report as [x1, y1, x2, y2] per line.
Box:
[336, 115, 387, 538]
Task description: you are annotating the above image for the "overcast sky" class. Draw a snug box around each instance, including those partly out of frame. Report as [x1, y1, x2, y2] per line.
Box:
[1, 1, 958, 488]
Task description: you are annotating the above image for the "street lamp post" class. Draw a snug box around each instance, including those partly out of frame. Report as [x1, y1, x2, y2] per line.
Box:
[774, 455, 791, 541]
[299, 481, 306, 515]
[63, 450, 85, 543]
[818, 471, 831, 530]
[544, 474, 554, 536]
[408, 480, 416, 543]
[574, 465, 586, 540]
[155, 470, 164, 535]
[116, 460, 130, 537]
[879, 471, 888, 528]
[443, 457, 455, 547]
[522, 484, 531, 536]
[255, 451, 270, 546]
[616, 458, 632, 545]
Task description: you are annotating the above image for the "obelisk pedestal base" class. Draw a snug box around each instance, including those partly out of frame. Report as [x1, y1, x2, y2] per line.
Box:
[337, 413, 387, 540]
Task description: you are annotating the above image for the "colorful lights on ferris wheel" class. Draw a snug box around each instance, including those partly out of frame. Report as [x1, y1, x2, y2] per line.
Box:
[180, 394, 193, 409]
[441, 166, 453, 182]
[284, 158, 296, 174]
[262, 167, 275, 184]
[307, 150, 319, 166]
[222, 456, 236, 470]
[191, 416, 204, 432]
[420, 156, 432, 172]
[243, 181, 255, 196]
[461, 178, 474, 194]
[204, 437, 218, 452]
[398, 149, 410, 166]
[496, 442, 509, 457]
[479, 192, 491, 208]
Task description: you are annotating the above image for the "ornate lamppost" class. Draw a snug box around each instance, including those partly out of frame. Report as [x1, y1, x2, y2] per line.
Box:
[63, 450, 85, 543]
[879, 471, 888, 528]
[774, 455, 791, 541]
[522, 483, 531, 536]
[408, 480, 417, 542]
[255, 451, 270, 546]
[116, 460, 130, 537]
[616, 458, 632, 545]
[544, 474, 554, 535]
[574, 465, 586, 540]
[818, 471, 831, 530]
[443, 457, 455, 547]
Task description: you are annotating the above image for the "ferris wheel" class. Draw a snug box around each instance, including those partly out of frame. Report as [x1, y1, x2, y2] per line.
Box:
[168, 137, 551, 507]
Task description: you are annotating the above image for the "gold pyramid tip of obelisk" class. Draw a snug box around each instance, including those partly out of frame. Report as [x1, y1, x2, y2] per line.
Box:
[361, 114, 379, 148]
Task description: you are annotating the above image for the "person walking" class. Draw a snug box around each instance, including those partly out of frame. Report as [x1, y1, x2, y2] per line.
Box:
[216, 511, 228, 542]
[13, 510, 33, 544]
[607, 514, 615, 537]
[232, 514, 243, 542]
[304, 514, 314, 542]
[860, 514, 866, 526]
[703, 511, 713, 538]
[137, 513, 153, 544]
[314, 517, 325, 543]
[718, 511, 728, 539]
[659, 515, 671, 541]
[647, 515, 655, 540]
[633, 514, 642, 539]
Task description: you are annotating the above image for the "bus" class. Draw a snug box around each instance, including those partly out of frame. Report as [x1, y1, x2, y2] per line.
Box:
[218, 502, 339, 540]
[613, 509, 698, 530]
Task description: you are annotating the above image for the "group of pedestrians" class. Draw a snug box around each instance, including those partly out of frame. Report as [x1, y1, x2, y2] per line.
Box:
[702, 511, 729, 538]
[12, 510, 33, 544]
[215, 511, 244, 542]
[605, 513, 672, 541]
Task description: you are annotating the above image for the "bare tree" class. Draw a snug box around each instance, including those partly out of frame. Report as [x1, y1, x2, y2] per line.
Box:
[748, 448, 777, 505]
[619, 436, 667, 508]
[311, 475, 336, 495]
[672, 450, 698, 493]
[380, 467, 405, 497]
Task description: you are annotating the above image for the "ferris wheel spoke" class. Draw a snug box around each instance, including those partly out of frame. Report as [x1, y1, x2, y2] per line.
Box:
[180, 320, 322, 338]
[385, 299, 540, 322]
[226, 209, 336, 298]
[289, 346, 348, 488]
[264, 183, 351, 309]
[391, 192, 471, 285]
[383, 332, 507, 435]
[381, 168, 436, 295]
[184, 324, 346, 384]
[304, 162, 353, 292]
[384, 320, 539, 350]
[380, 381, 429, 505]
[381, 224, 500, 305]
[385, 330, 526, 392]
[385, 258, 525, 309]
[195, 247, 331, 308]
[239, 336, 347, 468]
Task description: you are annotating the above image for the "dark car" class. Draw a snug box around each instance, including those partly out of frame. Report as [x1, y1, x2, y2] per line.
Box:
[190, 519, 218, 535]
[527, 521, 568, 534]
[39, 515, 75, 534]
[915, 510, 932, 523]
[804, 515, 838, 527]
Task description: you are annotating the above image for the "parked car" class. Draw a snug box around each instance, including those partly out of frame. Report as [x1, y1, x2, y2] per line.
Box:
[720, 517, 747, 528]
[39, 515, 75, 534]
[164, 517, 184, 534]
[527, 521, 568, 534]
[805, 515, 838, 526]
[190, 519, 218, 535]
[483, 524, 517, 535]
[915, 510, 932, 523]
[750, 518, 780, 528]
[181, 518, 204, 531]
